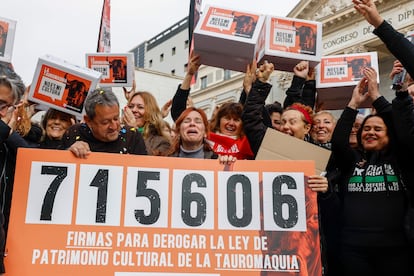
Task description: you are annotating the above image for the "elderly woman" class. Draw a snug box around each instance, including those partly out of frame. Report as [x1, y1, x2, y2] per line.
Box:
[310, 110, 337, 149]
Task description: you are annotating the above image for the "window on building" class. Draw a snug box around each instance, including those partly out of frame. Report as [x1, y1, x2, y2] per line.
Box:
[224, 69, 231, 80]
[160, 53, 164, 62]
[171, 69, 175, 75]
[149, 59, 153, 67]
[184, 40, 189, 49]
[172, 47, 176, 55]
[200, 76, 207, 89]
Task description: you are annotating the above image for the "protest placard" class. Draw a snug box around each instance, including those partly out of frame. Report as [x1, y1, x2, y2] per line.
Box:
[315, 52, 379, 110]
[6, 148, 322, 276]
[28, 55, 102, 118]
[259, 16, 322, 72]
[0, 16, 17, 63]
[256, 128, 331, 175]
[86, 53, 134, 87]
[193, 5, 266, 72]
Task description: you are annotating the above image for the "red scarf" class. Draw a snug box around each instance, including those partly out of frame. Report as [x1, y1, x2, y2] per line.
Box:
[207, 132, 254, 160]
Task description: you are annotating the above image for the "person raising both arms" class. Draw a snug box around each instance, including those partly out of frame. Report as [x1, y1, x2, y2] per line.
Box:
[331, 66, 413, 275]
[171, 52, 254, 163]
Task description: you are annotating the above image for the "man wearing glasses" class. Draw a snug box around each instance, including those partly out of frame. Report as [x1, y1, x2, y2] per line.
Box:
[0, 72, 25, 275]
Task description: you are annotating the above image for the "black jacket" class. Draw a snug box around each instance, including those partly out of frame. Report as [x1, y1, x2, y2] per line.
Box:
[241, 79, 273, 156]
[171, 85, 190, 122]
[331, 97, 407, 247]
[374, 20, 414, 81]
[374, 19, 414, 206]
[283, 75, 316, 109]
[62, 123, 147, 155]
[0, 121, 35, 273]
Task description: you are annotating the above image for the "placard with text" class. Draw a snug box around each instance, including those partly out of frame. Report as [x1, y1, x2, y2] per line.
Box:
[6, 148, 322, 276]
[193, 5, 266, 72]
[28, 55, 102, 119]
[260, 16, 322, 72]
[86, 53, 134, 87]
[315, 51, 379, 110]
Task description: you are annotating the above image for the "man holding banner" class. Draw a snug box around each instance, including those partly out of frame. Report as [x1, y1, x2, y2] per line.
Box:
[62, 88, 147, 158]
[0, 72, 25, 274]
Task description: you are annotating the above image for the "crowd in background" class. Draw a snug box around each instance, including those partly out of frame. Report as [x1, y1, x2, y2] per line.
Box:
[1, 0, 414, 275]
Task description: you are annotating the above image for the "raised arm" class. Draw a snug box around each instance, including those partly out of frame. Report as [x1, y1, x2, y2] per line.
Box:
[331, 76, 368, 168]
[353, 0, 414, 79]
[171, 53, 200, 121]
[241, 61, 274, 155]
[283, 61, 309, 108]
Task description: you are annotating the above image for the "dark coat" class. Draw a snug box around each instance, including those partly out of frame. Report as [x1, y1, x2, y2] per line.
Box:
[62, 123, 147, 155]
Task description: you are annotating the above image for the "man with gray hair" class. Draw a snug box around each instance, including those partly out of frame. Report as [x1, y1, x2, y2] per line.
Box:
[62, 88, 147, 158]
[0, 72, 27, 275]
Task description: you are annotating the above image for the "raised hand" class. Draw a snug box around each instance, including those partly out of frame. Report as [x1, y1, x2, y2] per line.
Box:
[348, 75, 369, 110]
[122, 79, 136, 101]
[256, 60, 274, 83]
[352, 0, 383, 28]
[243, 60, 257, 94]
[363, 67, 380, 101]
[293, 61, 309, 79]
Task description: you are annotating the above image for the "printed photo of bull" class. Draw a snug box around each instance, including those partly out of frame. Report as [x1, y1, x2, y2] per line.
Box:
[109, 57, 127, 83]
[296, 25, 317, 55]
[349, 58, 370, 80]
[64, 74, 89, 112]
[232, 13, 257, 39]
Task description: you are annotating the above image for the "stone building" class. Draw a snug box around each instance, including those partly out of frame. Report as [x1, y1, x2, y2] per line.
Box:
[128, 0, 414, 118]
[190, 0, 414, 116]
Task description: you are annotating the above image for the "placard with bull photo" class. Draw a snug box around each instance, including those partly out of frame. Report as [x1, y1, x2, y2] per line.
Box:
[86, 53, 134, 87]
[315, 52, 379, 110]
[193, 5, 266, 72]
[260, 16, 322, 73]
[28, 55, 102, 119]
[199, 7, 261, 39]
[316, 52, 379, 87]
[0, 16, 17, 63]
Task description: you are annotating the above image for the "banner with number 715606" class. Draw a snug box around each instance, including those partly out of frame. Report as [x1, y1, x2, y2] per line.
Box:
[6, 148, 322, 276]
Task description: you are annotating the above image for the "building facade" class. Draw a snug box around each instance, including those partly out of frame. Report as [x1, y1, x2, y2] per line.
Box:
[129, 0, 414, 118]
[130, 17, 190, 78]
[289, 0, 414, 103]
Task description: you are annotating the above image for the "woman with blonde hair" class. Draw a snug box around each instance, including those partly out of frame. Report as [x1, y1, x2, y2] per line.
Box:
[123, 91, 171, 156]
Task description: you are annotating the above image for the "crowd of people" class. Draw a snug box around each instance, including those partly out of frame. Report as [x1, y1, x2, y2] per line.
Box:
[1, 0, 414, 275]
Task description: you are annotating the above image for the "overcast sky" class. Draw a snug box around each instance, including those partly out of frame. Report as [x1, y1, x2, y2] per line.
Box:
[2, 0, 300, 84]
